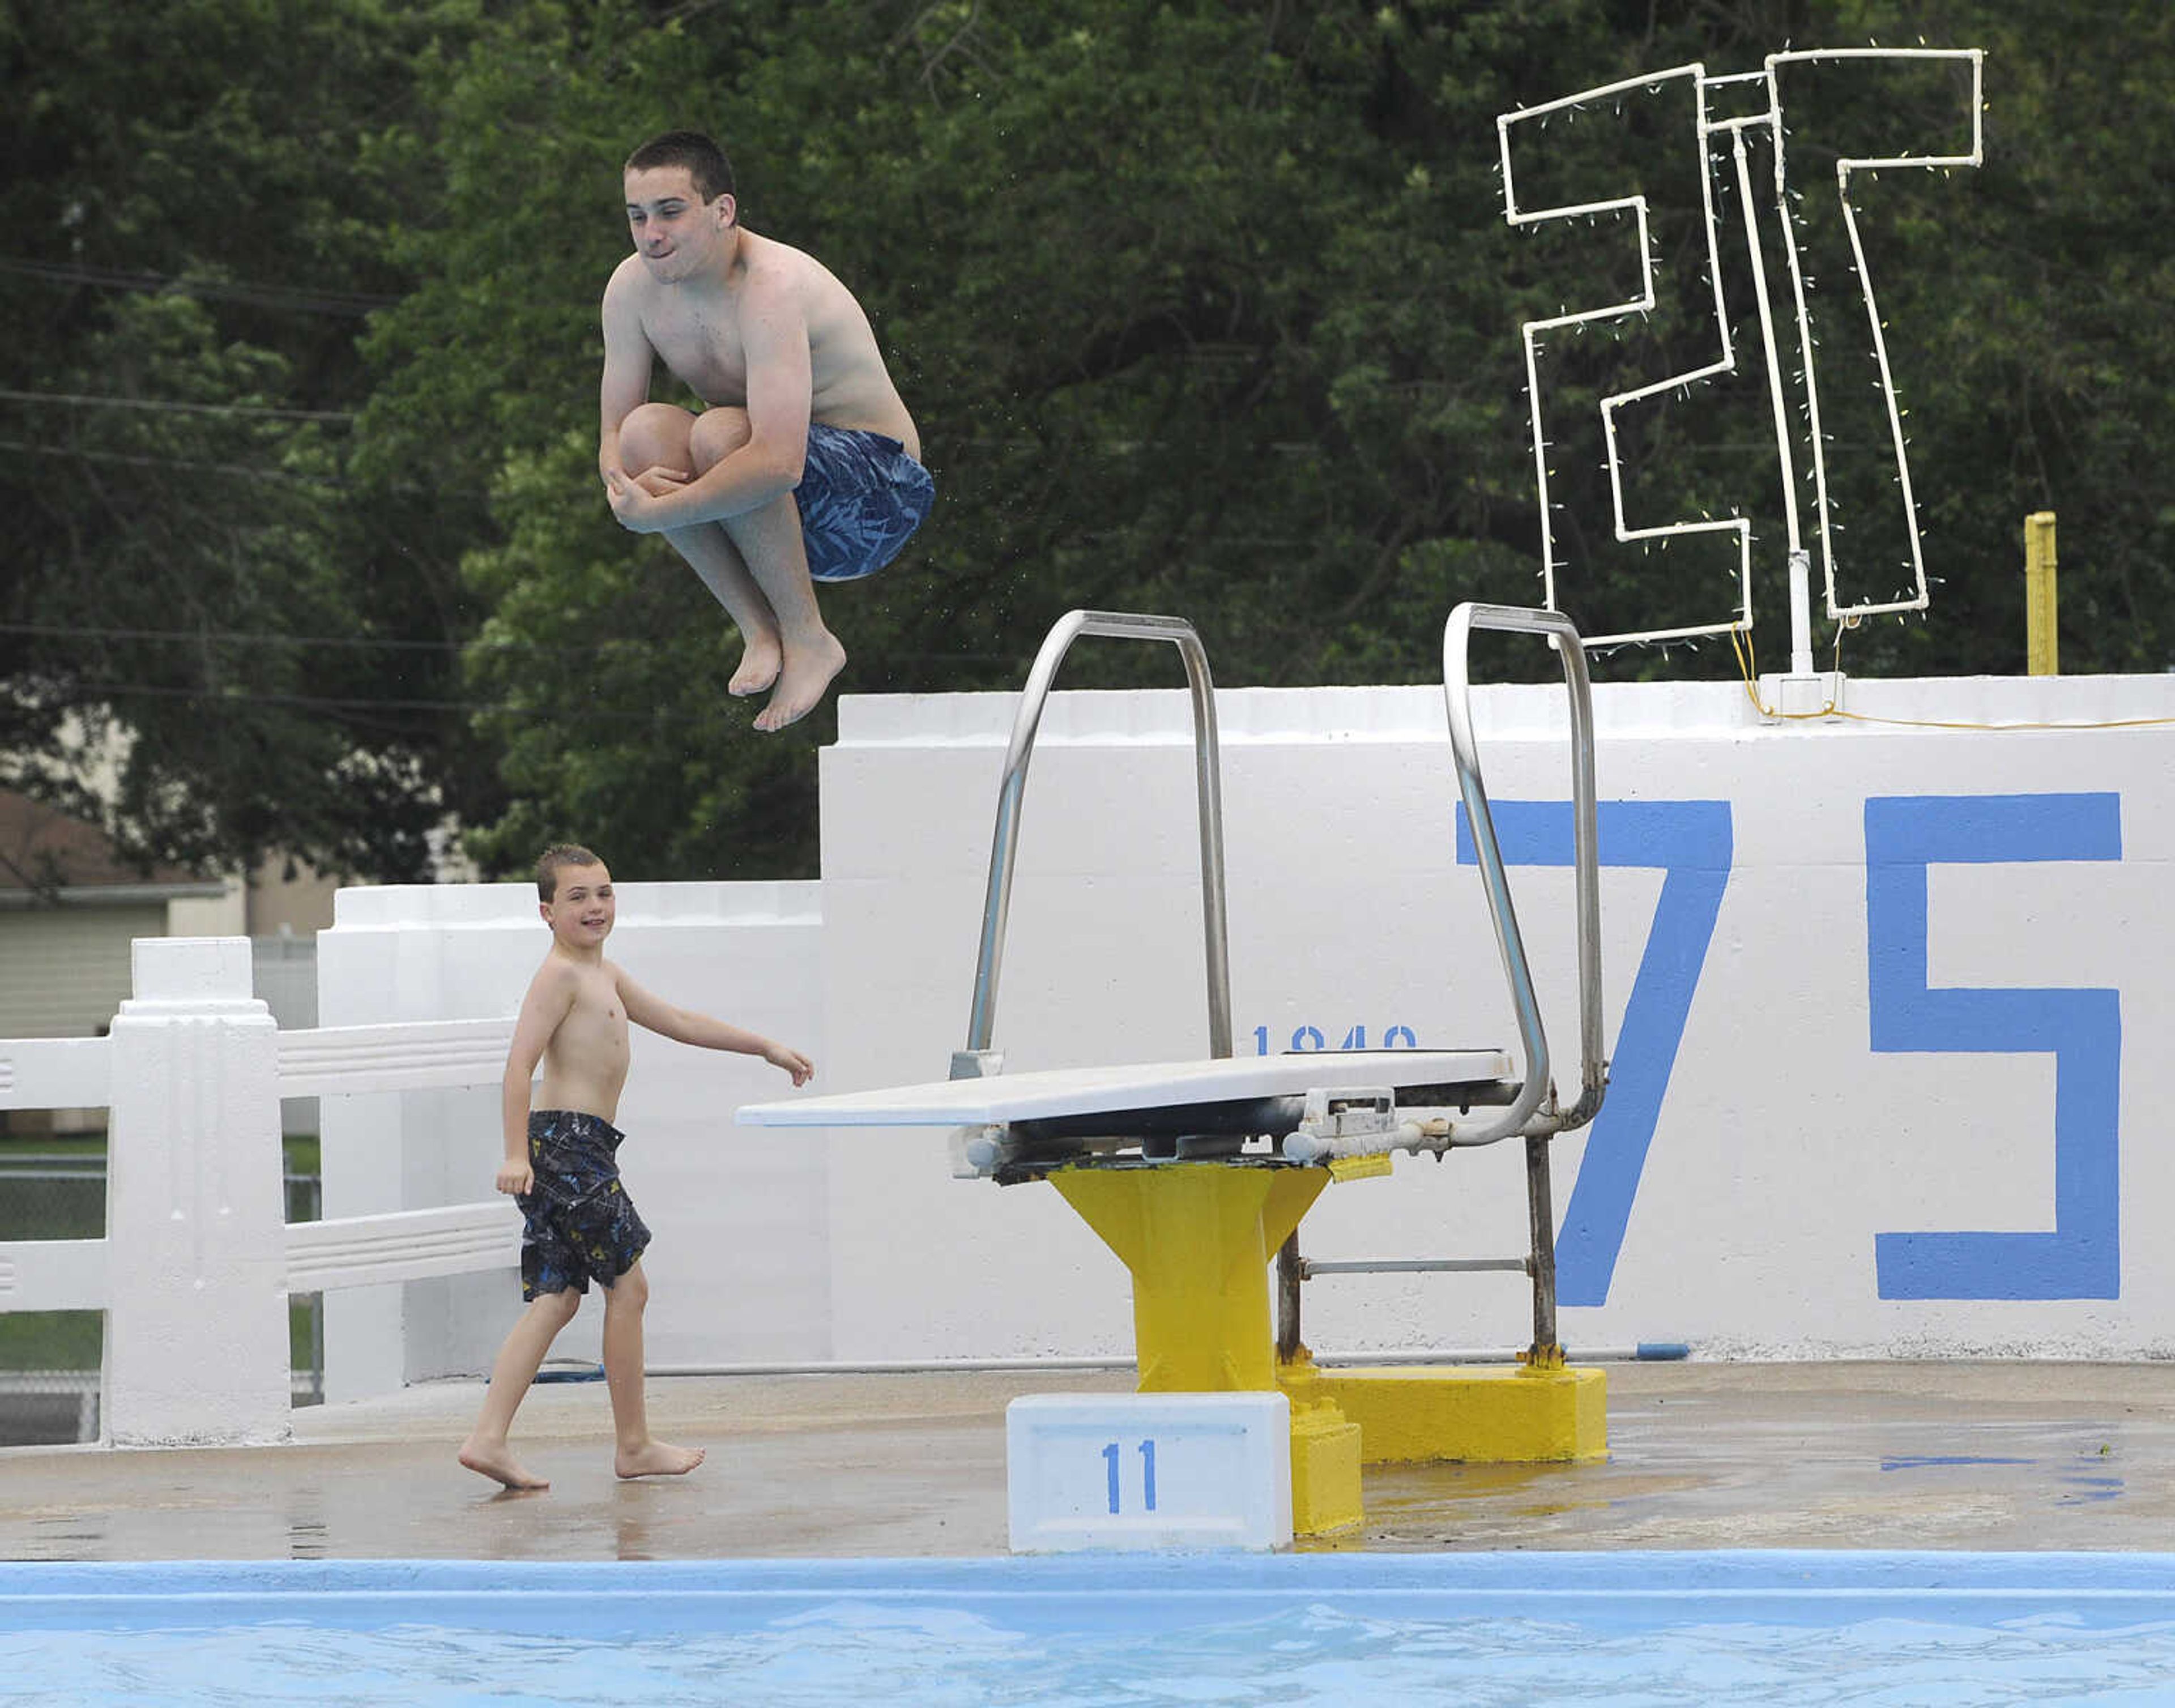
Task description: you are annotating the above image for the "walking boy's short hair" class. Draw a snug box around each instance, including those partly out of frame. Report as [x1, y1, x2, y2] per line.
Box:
[624, 130, 736, 206]
[536, 844, 605, 902]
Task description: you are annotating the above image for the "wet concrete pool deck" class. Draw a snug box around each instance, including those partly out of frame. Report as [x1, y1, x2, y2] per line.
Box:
[4, 1361, 2173, 1561]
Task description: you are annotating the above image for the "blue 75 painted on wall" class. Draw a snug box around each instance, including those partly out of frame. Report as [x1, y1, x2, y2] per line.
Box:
[1459, 792, 2122, 1305]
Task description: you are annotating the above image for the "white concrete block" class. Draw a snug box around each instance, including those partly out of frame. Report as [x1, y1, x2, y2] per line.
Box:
[104, 938, 290, 1445]
[1007, 1391, 1293, 1552]
[817, 674, 2175, 1364]
[126, 936, 259, 1011]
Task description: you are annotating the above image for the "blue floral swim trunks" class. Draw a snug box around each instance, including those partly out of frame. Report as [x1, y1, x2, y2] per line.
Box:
[517, 1110, 651, 1300]
[794, 423, 935, 583]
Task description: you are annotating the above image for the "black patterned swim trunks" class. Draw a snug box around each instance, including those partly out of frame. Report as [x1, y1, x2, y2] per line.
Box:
[517, 1109, 651, 1300]
[794, 423, 935, 583]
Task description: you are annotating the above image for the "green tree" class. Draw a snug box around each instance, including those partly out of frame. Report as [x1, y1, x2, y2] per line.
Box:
[1845, 0, 2175, 673]
[0, 0, 494, 879]
[1434, 0, 2175, 678]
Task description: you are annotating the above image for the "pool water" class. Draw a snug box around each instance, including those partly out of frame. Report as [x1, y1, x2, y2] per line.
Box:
[8, 1552, 2175, 1706]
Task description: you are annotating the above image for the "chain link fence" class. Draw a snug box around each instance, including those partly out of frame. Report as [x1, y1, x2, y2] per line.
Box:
[0, 1149, 323, 1446]
[0, 1152, 103, 1446]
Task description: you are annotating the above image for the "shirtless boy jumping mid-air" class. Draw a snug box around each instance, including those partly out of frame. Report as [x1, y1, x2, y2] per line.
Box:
[458, 843, 814, 1491]
[599, 129, 933, 732]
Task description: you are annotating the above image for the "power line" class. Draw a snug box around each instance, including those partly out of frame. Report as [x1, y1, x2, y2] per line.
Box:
[15, 679, 665, 733]
[61, 680, 616, 719]
[0, 255, 396, 318]
[0, 387, 355, 424]
[35, 678, 935, 733]
[1, 619, 579, 656]
[0, 619, 1015, 664]
[0, 437, 348, 486]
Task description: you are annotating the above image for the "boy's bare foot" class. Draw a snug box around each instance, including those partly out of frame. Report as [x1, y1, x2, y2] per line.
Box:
[459, 1440, 550, 1491]
[753, 632, 846, 732]
[728, 635, 782, 698]
[615, 1440, 706, 1479]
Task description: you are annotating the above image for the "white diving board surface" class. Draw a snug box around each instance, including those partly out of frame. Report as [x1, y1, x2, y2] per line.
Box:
[737, 1049, 1512, 1129]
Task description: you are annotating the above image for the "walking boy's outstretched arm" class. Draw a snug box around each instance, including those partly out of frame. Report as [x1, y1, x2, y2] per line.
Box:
[498, 959, 580, 1194]
[616, 970, 814, 1084]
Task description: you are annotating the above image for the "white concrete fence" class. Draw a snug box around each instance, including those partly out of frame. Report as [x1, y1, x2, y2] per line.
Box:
[0, 936, 516, 1446]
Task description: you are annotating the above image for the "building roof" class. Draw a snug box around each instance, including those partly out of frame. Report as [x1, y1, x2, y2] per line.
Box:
[0, 788, 221, 903]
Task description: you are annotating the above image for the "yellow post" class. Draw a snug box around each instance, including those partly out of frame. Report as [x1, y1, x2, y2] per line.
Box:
[2025, 511, 2059, 676]
[1050, 1163, 1327, 1391]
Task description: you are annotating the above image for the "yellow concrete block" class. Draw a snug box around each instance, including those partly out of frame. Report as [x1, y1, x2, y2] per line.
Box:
[1288, 1400, 1364, 1537]
[1280, 1361, 1607, 1465]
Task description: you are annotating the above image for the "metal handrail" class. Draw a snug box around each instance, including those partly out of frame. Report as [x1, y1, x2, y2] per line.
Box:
[956, 610, 1232, 1077]
[1440, 601, 1608, 1144]
[1278, 601, 1610, 1367]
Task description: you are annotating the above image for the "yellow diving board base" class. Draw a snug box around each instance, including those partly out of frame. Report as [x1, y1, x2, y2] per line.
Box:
[1050, 1163, 1328, 1393]
[1046, 1162, 1368, 1534]
[1280, 1359, 1607, 1466]
[1037, 1162, 1598, 1534]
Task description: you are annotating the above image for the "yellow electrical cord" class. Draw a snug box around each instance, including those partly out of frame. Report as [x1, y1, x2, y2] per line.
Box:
[1727, 624, 2175, 733]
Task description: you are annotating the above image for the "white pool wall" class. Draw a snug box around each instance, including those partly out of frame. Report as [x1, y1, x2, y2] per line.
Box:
[322, 671, 2175, 1390]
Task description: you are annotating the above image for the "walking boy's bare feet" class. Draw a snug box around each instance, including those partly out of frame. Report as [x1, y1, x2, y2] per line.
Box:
[728, 635, 782, 698]
[753, 633, 846, 732]
[459, 1440, 551, 1491]
[616, 1440, 706, 1479]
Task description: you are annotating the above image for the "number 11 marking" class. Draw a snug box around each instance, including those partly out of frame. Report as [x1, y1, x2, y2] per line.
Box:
[1102, 1438, 1158, 1514]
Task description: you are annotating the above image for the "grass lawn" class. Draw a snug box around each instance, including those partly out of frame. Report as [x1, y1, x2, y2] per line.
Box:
[0, 1133, 105, 1162]
[0, 1305, 321, 1377]
[0, 1133, 319, 1171]
[0, 1310, 100, 1369]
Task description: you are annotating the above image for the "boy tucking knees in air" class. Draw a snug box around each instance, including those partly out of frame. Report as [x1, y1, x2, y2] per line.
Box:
[599, 129, 933, 732]
[458, 843, 814, 1491]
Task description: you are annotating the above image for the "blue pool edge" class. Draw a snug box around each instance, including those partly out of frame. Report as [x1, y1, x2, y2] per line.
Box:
[7, 1549, 2175, 1601]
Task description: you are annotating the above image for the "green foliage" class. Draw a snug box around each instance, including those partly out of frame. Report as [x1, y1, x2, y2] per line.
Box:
[1478, 0, 2175, 677]
[0, 0, 490, 878]
[1854, 0, 2175, 673]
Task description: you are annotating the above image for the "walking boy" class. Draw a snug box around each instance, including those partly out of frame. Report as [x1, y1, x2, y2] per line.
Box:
[600, 129, 933, 732]
[458, 844, 814, 1491]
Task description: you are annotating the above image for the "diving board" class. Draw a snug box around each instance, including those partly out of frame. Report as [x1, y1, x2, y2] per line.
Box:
[737, 1048, 1512, 1130]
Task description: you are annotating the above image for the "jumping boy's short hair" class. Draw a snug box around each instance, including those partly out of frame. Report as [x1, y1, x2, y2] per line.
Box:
[537, 844, 605, 902]
[624, 130, 736, 206]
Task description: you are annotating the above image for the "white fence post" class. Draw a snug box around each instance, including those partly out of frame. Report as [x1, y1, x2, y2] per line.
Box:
[104, 937, 291, 1445]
